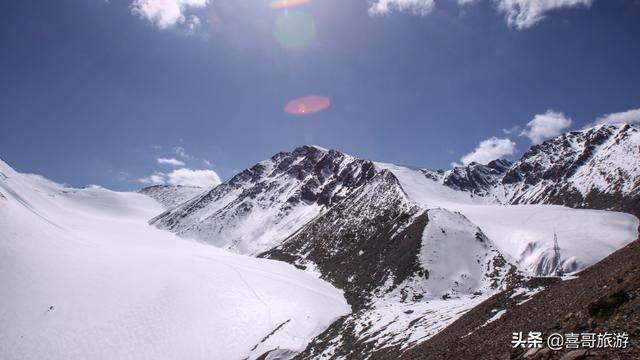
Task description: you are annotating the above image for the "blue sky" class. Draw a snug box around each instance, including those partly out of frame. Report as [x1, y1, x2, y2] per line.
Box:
[1, 0, 640, 190]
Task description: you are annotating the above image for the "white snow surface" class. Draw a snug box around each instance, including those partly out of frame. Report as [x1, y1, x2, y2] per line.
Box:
[138, 185, 207, 209]
[0, 160, 350, 360]
[416, 209, 505, 299]
[392, 208, 510, 301]
[316, 294, 489, 359]
[376, 162, 639, 275]
[568, 124, 640, 194]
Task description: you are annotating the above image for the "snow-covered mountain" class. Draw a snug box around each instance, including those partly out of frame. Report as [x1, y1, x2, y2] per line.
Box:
[138, 184, 207, 209]
[443, 159, 512, 196]
[375, 161, 638, 278]
[150, 145, 377, 255]
[501, 123, 640, 216]
[0, 159, 349, 360]
[263, 171, 515, 306]
[3, 123, 639, 360]
[141, 124, 638, 359]
[151, 133, 638, 278]
[435, 124, 640, 218]
[273, 205, 517, 359]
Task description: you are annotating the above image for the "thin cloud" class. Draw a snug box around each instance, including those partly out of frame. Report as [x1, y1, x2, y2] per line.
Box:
[460, 137, 517, 165]
[373, 0, 594, 29]
[185, 14, 202, 32]
[595, 107, 640, 126]
[130, 0, 208, 29]
[157, 158, 186, 166]
[494, 0, 594, 29]
[173, 146, 191, 159]
[520, 110, 572, 144]
[502, 125, 522, 135]
[139, 172, 166, 185]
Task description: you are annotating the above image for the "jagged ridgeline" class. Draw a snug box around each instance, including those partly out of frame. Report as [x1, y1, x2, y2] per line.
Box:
[150, 145, 378, 255]
[139, 123, 639, 359]
[1, 123, 638, 360]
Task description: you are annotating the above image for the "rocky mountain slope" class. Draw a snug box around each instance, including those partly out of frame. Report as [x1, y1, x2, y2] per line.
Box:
[139, 124, 639, 359]
[150, 145, 377, 255]
[3, 121, 638, 360]
[502, 123, 640, 218]
[138, 184, 207, 209]
[376, 229, 640, 360]
[443, 159, 512, 196]
[443, 124, 640, 217]
[280, 207, 517, 360]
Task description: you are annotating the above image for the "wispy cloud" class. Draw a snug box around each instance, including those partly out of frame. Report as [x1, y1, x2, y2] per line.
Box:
[172, 146, 191, 159]
[520, 110, 572, 144]
[594, 107, 640, 126]
[494, 0, 594, 29]
[373, 0, 595, 28]
[185, 14, 202, 32]
[157, 157, 186, 166]
[139, 172, 167, 185]
[460, 137, 517, 165]
[130, 0, 208, 29]
[502, 125, 522, 135]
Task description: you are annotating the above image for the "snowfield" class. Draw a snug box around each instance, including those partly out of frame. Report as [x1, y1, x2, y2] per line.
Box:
[376, 162, 639, 275]
[2, 127, 638, 360]
[0, 160, 350, 360]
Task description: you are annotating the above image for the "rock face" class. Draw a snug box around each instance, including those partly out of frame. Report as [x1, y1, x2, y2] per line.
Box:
[144, 123, 639, 359]
[501, 124, 640, 217]
[443, 159, 512, 196]
[262, 170, 426, 309]
[150, 124, 640, 258]
[437, 124, 640, 217]
[380, 231, 640, 360]
[150, 145, 377, 255]
[282, 207, 516, 360]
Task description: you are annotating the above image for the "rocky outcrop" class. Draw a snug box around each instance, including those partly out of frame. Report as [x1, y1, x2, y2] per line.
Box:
[375, 231, 640, 360]
[443, 159, 512, 196]
[150, 145, 378, 254]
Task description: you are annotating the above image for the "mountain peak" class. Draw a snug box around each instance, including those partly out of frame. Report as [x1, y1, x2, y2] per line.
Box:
[151, 144, 378, 254]
[502, 121, 640, 216]
[442, 159, 512, 196]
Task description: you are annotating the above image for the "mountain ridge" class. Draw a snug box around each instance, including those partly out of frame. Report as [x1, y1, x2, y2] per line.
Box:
[3, 122, 636, 360]
[139, 123, 639, 359]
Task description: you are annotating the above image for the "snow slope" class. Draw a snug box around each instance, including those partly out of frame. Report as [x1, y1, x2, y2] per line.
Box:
[412, 209, 510, 299]
[0, 160, 350, 360]
[375, 162, 639, 275]
[138, 184, 207, 209]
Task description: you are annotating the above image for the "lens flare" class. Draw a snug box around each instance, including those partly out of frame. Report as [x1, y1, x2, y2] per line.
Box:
[270, 0, 310, 10]
[284, 95, 331, 115]
[273, 10, 316, 49]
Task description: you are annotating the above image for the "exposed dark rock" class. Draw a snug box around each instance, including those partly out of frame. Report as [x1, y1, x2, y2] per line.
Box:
[443, 159, 512, 196]
[261, 170, 427, 309]
[373, 230, 640, 360]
